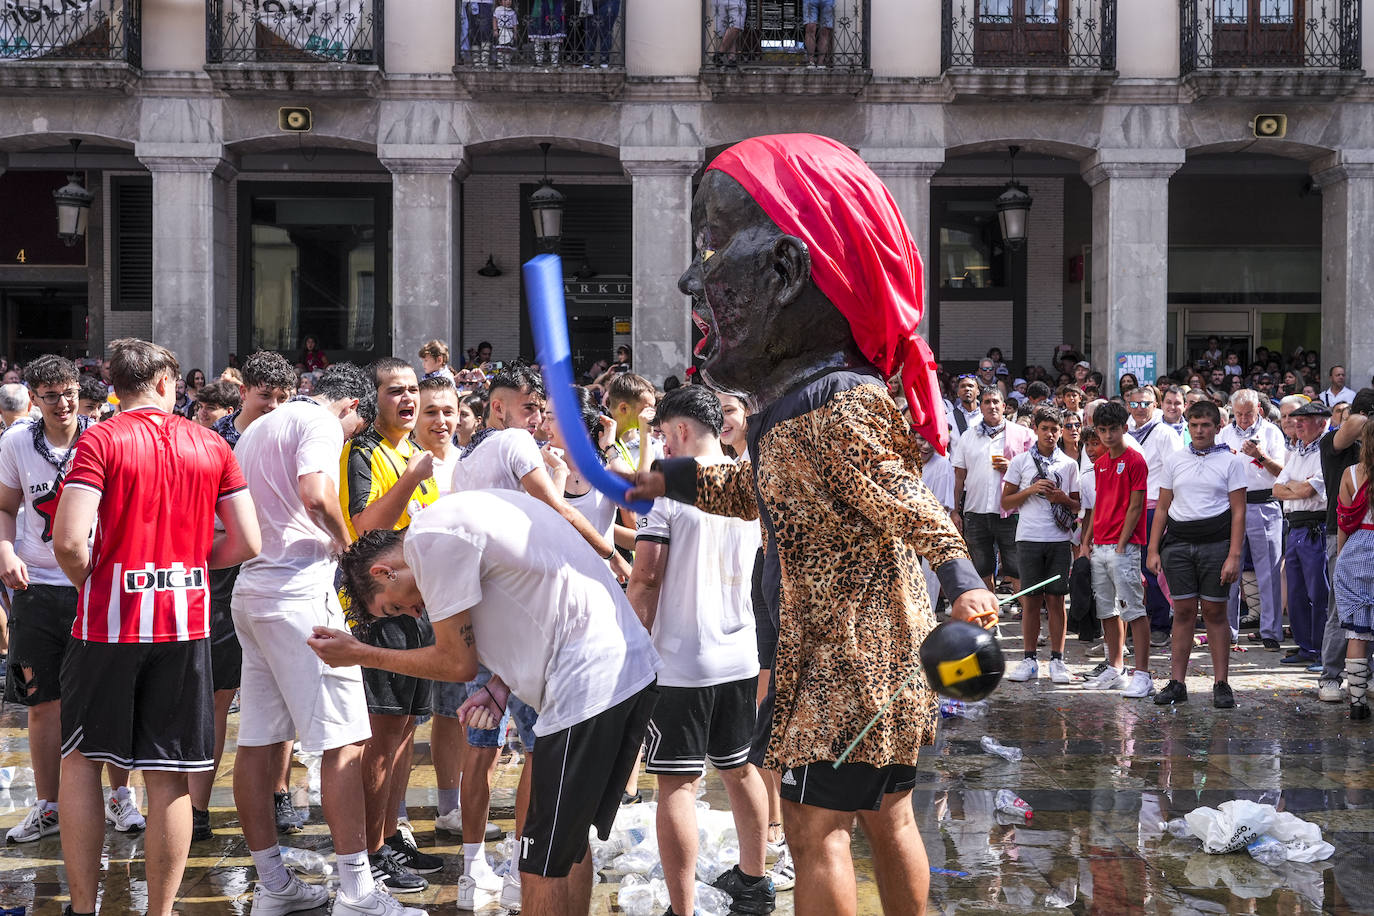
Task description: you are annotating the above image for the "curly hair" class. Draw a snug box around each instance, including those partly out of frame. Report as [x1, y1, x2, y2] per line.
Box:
[23, 354, 78, 391]
[240, 350, 299, 393]
[338, 528, 407, 626]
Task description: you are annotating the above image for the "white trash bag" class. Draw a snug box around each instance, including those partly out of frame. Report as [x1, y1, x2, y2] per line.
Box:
[1184, 800, 1276, 854]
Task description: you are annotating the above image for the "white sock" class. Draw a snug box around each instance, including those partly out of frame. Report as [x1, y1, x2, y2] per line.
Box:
[250, 845, 293, 893]
[114, 786, 132, 803]
[464, 841, 484, 873]
[337, 848, 374, 902]
[1349, 656, 1370, 707]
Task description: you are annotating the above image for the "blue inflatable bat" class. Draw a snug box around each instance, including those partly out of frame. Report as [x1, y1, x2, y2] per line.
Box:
[523, 253, 654, 514]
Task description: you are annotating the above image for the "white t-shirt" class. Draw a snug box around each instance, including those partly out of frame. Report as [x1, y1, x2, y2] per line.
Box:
[1126, 420, 1184, 501]
[951, 423, 1033, 515]
[566, 485, 618, 542]
[922, 452, 955, 511]
[1276, 444, 1325, 514]
[1074, 471, 1096, 546]
[636, 456, 761, 688]
[1217, 419, 1286, 490]
[451, 428, 542, 493]
[1003, 447, 1079, 542]
[1157, 447, 1249, 522]
[233, 400, 346, 600]
[0, 421, 82, 586]
[429, 451, 458, 497]
[406, 490, 660, 736]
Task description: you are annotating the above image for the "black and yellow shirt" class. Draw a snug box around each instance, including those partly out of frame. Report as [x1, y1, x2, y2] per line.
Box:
[339, 427, 440, 542]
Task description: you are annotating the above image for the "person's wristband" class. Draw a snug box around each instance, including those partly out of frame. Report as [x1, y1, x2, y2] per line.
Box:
[482, 684, 505, 714]
[602, 544, 616, 560]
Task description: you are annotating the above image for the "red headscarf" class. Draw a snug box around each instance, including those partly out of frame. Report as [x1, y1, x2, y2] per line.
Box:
[708, 134, 948, 454]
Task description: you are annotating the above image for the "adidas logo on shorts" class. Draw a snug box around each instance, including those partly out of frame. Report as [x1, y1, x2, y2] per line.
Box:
[781, 769, 797, 786]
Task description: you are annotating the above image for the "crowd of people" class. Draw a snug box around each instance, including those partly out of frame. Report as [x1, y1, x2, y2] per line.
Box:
[923, 342, 1374, 717]
[0, 327, 1371, 915]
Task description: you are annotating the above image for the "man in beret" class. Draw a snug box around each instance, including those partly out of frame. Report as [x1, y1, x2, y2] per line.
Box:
[1275, 399, 1331, 666]
[629, 134, 1000, 916]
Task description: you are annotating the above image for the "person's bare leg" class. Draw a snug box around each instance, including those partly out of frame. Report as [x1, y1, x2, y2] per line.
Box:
[362, 714, 410, 852]
[722, 26, 741, 57]
[522, 855, 594, 916]
[1045, 595, 1067, 655]
[234, 743, 282, 853]
[58, 751, 105, 912]
[105, 764, 131, 790]
[754, 669, 784, 845]
[819, 26, 833, 65]
[190, 687, 236, 810]
[321, 743, 368, 855]
[273, 740, 295, 796]
[142, 769, 193, 916]
[1202, 600, 1231, 682]
[384, 719, 416, 840]
[515, 753, 533, 839]
[1102, 615, 1125, 670]
[804, 22, 817, 63]
[623, 752, 641, 796]
[656, 773, 701, 914]
[1020, 595, 1041, 656]
[856, 789, 928, 916]
[462, 745, 499, 842]
[782, 799, 859, 916]
[26, 698, 61, 803]
[1169, 599, 1201, 683]
[431, 714, 463, 810]
[1130, 616, 1152, 674]
[719, 764, 769, 876]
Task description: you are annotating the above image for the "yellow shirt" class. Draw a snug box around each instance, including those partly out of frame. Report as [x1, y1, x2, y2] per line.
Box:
[339, 427, 439, 542]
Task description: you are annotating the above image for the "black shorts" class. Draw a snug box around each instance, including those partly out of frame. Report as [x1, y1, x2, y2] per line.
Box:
[1016, 541, 1072, 596]
[1162, 538, 1232, 604]
[779, 761, 919, 812]
[520, 683, 658, 878]
[60, 638, 214, 772]
[359, 614, 433, 717]
[208, 566, 242, 692]
[751, 547, 777, 669]
[748, 678, 774, 770]
[645, 676, 757, 776]
[3, 584, 78, 706]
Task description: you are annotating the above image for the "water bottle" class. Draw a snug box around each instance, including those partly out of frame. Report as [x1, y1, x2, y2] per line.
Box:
[695, 882, 734, 916]
[939, 698, 990, 720]
[279, 845, 333, 877]
[1247, 834, 1288, 868]
[980, 736, 1023, 762]
[1161, 818, 1192, 839]
[994, 789, 1033, 823]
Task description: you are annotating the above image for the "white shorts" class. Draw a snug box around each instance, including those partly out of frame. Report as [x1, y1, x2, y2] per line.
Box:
[231, 591, 372, 753]
[714, 0, 746, 32]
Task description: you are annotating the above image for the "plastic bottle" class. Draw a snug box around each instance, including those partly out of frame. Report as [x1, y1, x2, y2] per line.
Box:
[616, 876, 657, 916]
[603, 826, 649, 859]
[279, 845, 333, 877]
[1247, 834, 1288, 868]
[696, 882, 734, 916]
[0, 767, 33, 790]
[1161, 818, 1192, 839]
[939, 698, 990, 720]
[993, 789, 1033, 823]
[980, 736, 1023, 762]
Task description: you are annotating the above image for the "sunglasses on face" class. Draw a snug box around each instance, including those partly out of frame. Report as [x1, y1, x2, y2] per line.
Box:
[1127, 401, 1153, 409]
[1063, 421, 1082, 429]
[956, 373, 977, 380]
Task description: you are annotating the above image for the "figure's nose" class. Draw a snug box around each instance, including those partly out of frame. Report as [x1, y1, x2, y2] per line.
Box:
[679, 258, 702, 297]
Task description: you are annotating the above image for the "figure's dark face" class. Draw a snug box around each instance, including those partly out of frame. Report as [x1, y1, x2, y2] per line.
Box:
[678, 170, 786, 394]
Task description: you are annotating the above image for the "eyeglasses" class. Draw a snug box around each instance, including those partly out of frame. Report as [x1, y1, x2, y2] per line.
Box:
[1127, 400, 1154, 409]
[36, 389, 79, 406]
[1063, 421, 1082, 429]
[978, 366, 995, 372]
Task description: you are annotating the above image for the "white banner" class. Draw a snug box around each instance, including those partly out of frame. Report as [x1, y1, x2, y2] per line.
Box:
[254, 0, 370, 60]
[0, 0, 123, 60]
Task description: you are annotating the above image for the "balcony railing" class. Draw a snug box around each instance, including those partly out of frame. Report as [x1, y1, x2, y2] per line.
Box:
[1181, 0, 1360, 72]
[701, 0, 870, 70]
[0, 0, 141, 66]
[941, 0, 1115, 70]
[207, 0, 382, 67]
[455, 0, 624, 69]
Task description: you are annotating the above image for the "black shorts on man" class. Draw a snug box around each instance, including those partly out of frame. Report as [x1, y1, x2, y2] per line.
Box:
[519, 685, 658, 878]
[3, 584, 78, 706]
[645, 676, 757, 776]
[60, 638, 214, 771]
[358, 614, 434, 717]
[779, 760, 918, 812]
[208, 566, 242, 692]
[1016, 541, 1072, 596]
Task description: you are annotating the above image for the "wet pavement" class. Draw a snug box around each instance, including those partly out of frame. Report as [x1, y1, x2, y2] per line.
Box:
[1, 622, 1372, 915]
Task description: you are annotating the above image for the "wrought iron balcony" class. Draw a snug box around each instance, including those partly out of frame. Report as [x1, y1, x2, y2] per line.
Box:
[700, 0, 870, 95]
[1181, 0, 1360, 71]
[941, 0, 1115, 70]
[207, 0, 382, 67]
[453, 0, 626, 97]
[0, 0, 140, 84]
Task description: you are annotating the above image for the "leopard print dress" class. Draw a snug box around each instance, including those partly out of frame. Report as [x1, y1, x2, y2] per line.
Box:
[659, 370, 981, 772]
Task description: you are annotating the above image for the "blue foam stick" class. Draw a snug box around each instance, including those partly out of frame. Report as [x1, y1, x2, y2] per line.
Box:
[524, 254, 654, 514]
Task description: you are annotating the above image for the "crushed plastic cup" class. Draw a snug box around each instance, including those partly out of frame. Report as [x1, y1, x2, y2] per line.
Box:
[0, 767, 33, 790]
[1161, 818, 1193, 839]
[994, 789, 1032, 823]
[939, 698, 990, 720]
[695, 882, 734, 916]
[616, 879, 657, 916]
[1246, 835, 1288, 869]
[980, 736, 1023, 762]
[280, 845, 332, 877]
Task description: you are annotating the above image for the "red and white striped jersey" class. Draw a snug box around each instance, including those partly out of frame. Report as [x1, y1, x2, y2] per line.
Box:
[61, 406, 247, 643]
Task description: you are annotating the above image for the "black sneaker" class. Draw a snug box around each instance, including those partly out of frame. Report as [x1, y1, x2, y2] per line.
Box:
[385, 830, 444, 874]
[710, 865, 777, 914]
[369, 849, 429, 893]
[1352, 703, 1371, 721]
[1262, 638, 1282, 652]
[1154, 680, 1188, 705]
[1213, 681, 1236, 709]
[621, 791, 643, 806]
[1082, 662, 1109, 682]
[274, 791, 301, 834]
[191, 807, 213, 841]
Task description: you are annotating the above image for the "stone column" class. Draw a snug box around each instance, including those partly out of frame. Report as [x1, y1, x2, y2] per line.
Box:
[137, 146, 234, 375]
[1081, 150, 1185, 394]
[1313, 152, 1374, 383]
[381, 148, 466, 362]
[864, 151, 944, 339]
[622, 148, 701, 387]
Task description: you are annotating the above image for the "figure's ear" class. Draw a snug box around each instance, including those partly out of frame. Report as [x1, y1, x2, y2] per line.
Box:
[771, 235, 811, 308]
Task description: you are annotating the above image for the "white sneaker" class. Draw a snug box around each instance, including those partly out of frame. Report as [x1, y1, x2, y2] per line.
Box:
[1005, 657, 1038, 682]
[1087, 641, 1107, 658]
[469, 852, 503, 891]
[333, 887, 426, 916]
[1319, 679, 1346, 702]
[1121, 670, 1157, 698]
[456, 874, 479, 911]
[1083, 666, 1124, 690]
[499, 872, 522, 912]
[434, 808, 503, 841]
[105, 788, 145, 832]
[1048, 658, 1072, 684]
[765, 835, 787, 862]
[6, 801, 58, 843]
[395, 818, 417, 851]
[767, 845, 795, 892]
[251, 875, 330, 916]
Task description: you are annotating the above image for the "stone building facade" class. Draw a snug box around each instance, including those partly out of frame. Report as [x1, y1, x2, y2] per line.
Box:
[0, 0, 1369, 391]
